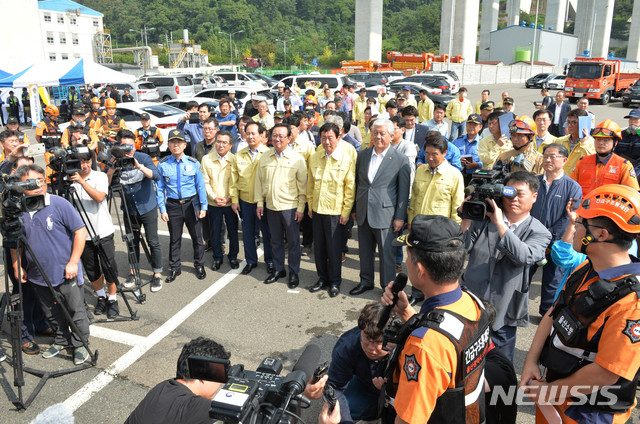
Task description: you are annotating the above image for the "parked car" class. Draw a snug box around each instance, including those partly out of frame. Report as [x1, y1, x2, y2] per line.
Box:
[110, 82, 160, 102]
[251, 73, 278, 87]
[348, 72, 389, 87]
[622, 79, 640, 107]
[196, 87, 273, 114]
[543, 74, 567, 90]
[276, 74, 356, 92]
[163, 97, 219, 112]
[383, 84, 453, 106]
[380, 71, 406, 83]
[525, 73, 557, 88]
[391, 75, 452, 94]
[271, 73, 296, 82]
[213, 72, 267, 89]
[425, 72, 460, 93]
[139, 75, 196, 101]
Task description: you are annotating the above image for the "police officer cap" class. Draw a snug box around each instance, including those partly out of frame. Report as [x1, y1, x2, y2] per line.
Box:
[396, 92, 408, 100]
[168, 129, 186, 142]
[5, 116, 18, 124]
[140, 113, 151, 120]
[72, 108, 85, 115]
[467, 113, 482, 125]
[274, 111, 286, 119]
[503, 97, 514, 105]
[392, 215, 463, 252]
[624, 109, 640, 119]
[283, 99, 292, 105]
[480, 102, 494, 111]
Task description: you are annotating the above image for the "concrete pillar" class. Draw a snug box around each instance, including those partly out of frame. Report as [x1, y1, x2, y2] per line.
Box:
[354, 0, 383, 62]
[439, 0, 480, 64]
[478, 0, 499, 61]
[627, 0, 640, 61]
[546, 0, 567, 32]
[506, 0, 522, 26]
[574, 0, 614, 57]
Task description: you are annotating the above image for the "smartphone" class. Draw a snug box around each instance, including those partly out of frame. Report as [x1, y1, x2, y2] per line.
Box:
[188, 356, 230, 383]
[23, 144, 45, 157]
[310, 361, 329, 384]
[189, 113, 200, 124]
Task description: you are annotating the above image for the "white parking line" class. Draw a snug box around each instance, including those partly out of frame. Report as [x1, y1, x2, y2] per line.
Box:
[88, 325, 147, 347]
[63, 249, 262, 413]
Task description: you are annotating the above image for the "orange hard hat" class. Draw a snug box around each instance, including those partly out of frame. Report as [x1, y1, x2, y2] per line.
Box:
[104, 98, 117, 108]
[576, 184, 640, 234]
[44, 105, 59, 116]
[508, 119, 534, 136]
[91, 97, 100, 104]
[592, 119, 622, 140]
[516, 115, 537, 133]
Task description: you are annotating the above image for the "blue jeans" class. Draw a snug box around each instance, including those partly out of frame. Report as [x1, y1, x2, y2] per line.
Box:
[239, 200, 272, 265]
[450, 120, 465, 140]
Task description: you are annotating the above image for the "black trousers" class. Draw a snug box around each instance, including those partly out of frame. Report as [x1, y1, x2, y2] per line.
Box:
[312, 212, 344, 287]
[166, 199, 204, 270]
[266, 208, 300, 274]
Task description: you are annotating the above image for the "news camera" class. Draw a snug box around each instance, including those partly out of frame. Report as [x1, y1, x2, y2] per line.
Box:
[460, 166, 517, 221]
[0, 174, 45, 242]
[189, 345, 321, 424]
[48, 145, 89, 176]
[96, 140, 135, 169]
[137, 129, 160, 159]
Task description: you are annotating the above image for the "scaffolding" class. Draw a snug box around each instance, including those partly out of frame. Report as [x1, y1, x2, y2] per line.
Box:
[168, 39, 209, 68]
[93, 29, 113, 64]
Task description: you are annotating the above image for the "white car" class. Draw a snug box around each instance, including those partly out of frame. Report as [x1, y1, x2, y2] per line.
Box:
[380, 71, 406, 83]
[425, 72, 460, 93]
[163, 97, 220, 113]
[543, 75, 566, 90]
[213, 72, 267, 89]
[196, 87, 273, 115]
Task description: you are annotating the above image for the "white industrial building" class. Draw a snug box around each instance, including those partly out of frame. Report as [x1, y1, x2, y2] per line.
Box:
[0, 0, 102, 72]
[39, 0, 104, 63]
[489, 25, 579, 66]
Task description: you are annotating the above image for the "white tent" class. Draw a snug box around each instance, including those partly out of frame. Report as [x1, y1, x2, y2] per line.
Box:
[0, 58, 135, 88]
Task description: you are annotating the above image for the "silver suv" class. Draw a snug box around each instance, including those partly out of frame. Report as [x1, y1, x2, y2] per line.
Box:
[139, 75, 195, 101]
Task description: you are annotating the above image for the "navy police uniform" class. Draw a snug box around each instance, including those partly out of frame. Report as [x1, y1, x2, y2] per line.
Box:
[156, 130, 208, 272]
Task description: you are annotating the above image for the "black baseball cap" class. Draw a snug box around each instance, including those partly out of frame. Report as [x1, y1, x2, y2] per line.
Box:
[480, 102, 494, 111]
[274, 111, 285, 119]
[503, 97, 514, 105]
[392, 215, 463, 251]
[5, 116, 18, 124]
[72, 108, 85, 115]
[140, 112, 151, 120]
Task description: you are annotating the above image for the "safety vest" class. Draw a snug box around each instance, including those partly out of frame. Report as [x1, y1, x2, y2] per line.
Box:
[573, 154, 630, 195]
[68, 91, 79, 103]
[384, 289, 490, 424]
[136, 126, 159, 155]
[541, 261, 640, 413]
[97, 114, 123, 131]
[21, 92, 29, 107]
[7, 96, 19, 108]
[65, 122, 92, 142]
[616, 131, 640, 168]
[40, 117, 60, 136]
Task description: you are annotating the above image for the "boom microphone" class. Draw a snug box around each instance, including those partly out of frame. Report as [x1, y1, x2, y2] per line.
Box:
[377, 272, 408, 330]
[282, 344, 321, 396]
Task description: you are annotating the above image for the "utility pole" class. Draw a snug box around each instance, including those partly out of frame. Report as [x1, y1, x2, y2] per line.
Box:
[219, 30, 243, 69]
[276, 38, 295, 69]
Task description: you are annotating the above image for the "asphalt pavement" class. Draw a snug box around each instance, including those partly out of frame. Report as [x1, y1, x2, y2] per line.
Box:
[0, 83, 639, 423]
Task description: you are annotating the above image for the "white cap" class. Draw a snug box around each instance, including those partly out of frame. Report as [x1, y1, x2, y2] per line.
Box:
[228, 88, 236, 94]
[277, 82, 285, 87]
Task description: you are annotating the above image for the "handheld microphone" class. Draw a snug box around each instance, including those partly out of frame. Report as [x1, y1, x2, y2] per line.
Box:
[377, 272, 408, 330]
[282, 344, 321, 396]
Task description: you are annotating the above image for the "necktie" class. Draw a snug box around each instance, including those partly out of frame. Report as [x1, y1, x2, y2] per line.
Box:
[176, 159, 182, 199]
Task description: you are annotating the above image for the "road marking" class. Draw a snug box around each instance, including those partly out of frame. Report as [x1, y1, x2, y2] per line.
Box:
[63, 249, 262, 412]
[88, 325, 147, 347]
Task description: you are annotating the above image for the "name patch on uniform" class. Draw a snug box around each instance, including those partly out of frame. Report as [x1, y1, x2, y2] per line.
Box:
[622, 319, 640, 343]
[165, 176, 171, 183]
[403, 354, 421, 382]
[608, 166, 618, 174]
[461, 326, 490, 378]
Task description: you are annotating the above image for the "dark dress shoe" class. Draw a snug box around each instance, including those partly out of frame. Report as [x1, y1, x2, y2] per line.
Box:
[166, 269, 181, 283]
[264, 270, 286, 284]
[211, 260, 223, 271]
[329, 285, 340, 298]
[195, 265, 207, 280]
[241, 263, 257, 275]
[229, 259, 240, 269]
[349, 283, 374, 296]
[309, 280, 327, 293]
[266, 262, 275, 274]
[408, 295, 425, 306]
[288, 272, 299, 289]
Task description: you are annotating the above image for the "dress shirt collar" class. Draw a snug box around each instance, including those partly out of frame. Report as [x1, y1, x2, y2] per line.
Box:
[543, 170, 564, 185]
[371, 145, 391, 159]
[503, 214, 529, 230]
[429, 159, 448, 176]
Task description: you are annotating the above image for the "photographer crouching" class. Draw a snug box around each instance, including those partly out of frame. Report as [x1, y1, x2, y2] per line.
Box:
[460, 170, 551, 362]
[125, 337, 328, 424]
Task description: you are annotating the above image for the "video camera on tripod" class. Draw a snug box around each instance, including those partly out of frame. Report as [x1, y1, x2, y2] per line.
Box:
[189, 344, 321, 424]
[0, 175, 45, 240]
[96, 139, 135, 169]
[459, 164, 517, 221]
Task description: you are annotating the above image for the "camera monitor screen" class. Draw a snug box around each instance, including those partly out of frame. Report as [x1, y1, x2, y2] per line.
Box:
[188, 356, 230, 383]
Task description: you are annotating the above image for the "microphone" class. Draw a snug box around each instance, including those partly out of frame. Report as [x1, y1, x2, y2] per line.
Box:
[377, 273, 408, 330]
[464, 184, 476, 198]
[282, 344, 321, 396]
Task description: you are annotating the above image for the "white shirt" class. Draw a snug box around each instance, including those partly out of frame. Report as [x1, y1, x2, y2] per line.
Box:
[543, 170, 564, 187]
[368, 145, 390, 183]
[503, 213, 530, 231]
[404, 127, 415, 144]
[553, 103, 562, 124]
[72, 170, 114, 239]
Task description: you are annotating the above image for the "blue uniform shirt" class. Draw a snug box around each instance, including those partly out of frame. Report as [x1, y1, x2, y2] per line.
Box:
[416, 141, 462, 171]
[452, 134, 482, 174]
[156, 154, 207, 214]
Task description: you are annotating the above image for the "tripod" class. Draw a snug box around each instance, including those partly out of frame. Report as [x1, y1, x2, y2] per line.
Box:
[54, 171, 140, 323]
[1, 215, 97, 410]
[107, 170, 154, 305]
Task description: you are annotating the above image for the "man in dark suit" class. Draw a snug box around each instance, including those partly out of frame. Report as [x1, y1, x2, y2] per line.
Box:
[401, 105, 428, 152]
[549, 91, 571, 137]
[350, 118, 411, 295]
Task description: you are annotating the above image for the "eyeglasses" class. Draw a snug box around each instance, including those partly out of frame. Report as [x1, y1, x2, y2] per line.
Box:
[542, 154, 564, 161]
[203, 127, 217, 132]
[575, 219, 606, 230]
